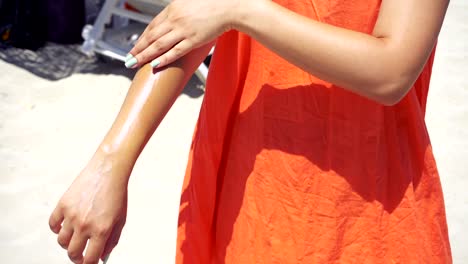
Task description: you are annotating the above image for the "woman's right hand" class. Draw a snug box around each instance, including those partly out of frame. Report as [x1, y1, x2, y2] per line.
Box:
[49, 153, 132, 264]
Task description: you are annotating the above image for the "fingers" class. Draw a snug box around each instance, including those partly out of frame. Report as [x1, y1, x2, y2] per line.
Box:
[130, 24, 172, 62]
[68, 231, 88, 264]
[144, 6, 168, 38]
[130, 7, 170, 55]
[84, 237, 107, 264]
[57, 222, 74, 250]
[134, 31, 185, 67]
[49, 205, 64, 234]
[101, 220, 125, 260]
[149, 40, 192, 69]
[54, 213, 114, 264]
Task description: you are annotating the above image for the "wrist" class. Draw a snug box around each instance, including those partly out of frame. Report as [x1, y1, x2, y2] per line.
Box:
[231, 0, 269, 34]
[95, 142, 138, 169]
[85, 145, 135, 185]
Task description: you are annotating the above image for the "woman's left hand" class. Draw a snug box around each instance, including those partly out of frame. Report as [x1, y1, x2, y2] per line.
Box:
[126, 0, 245, 69]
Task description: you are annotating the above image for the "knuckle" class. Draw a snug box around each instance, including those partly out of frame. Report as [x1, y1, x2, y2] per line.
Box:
[57, 237, 68, 249]
[76, 219, 89, 231]
[172, 47, 183, 57]
[148, 29, 159, 41]
[94, 225, 111, 237]
[171, 48, 180, 57]
[96, 228, 108, 238]
[170, 15, 179, 25]
[66, 210, 78, 221]
[153, 40, 162, 50]
[68, 250, 82, 262]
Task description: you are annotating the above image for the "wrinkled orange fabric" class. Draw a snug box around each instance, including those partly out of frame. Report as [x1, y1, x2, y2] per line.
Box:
[175, 0, 452, 263]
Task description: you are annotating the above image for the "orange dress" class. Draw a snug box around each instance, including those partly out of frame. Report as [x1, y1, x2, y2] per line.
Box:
[176, 0, 452, 263]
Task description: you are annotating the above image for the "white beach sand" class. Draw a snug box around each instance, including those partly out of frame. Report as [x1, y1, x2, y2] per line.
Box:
[0, 1, 467, 263]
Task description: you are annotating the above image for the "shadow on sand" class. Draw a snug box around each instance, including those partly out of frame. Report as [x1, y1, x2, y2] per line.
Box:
[0, 43, 205, 98]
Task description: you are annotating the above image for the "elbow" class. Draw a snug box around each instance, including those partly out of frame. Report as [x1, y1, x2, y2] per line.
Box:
[369, 74, 417, 106]
[376, 84, 408, 106]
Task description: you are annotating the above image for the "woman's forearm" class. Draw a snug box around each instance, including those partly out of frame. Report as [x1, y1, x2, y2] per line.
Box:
[234, 0, 448, 105]
[93, 44, 213, 174]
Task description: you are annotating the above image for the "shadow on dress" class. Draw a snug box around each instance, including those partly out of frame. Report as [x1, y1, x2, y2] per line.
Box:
[177, 82, 429, 262]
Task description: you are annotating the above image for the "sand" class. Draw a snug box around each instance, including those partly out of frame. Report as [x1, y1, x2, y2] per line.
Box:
[0, 0, 467, 263]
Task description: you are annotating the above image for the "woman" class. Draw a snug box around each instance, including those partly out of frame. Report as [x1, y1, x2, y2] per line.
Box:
[49, 0, 452, 263]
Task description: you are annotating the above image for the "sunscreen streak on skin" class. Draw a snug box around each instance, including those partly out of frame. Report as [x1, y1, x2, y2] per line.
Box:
[82, 157, 114, 222]
[82, 70, 163, 224]
[114, 71, 162, 148]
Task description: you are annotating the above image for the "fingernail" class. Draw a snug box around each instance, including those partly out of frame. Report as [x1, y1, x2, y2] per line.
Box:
[125, 57, 138, 68]
[150, 59, 160, 68]
[103, 254, 110, 263]
[125, 53, 134, 61]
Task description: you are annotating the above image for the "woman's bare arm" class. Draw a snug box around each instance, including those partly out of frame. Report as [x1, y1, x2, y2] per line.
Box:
[234, 0, 449, 105]
[97, 43, 213, 173]
[49, 43, 212, 264]
[128, 0, 448, 105]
